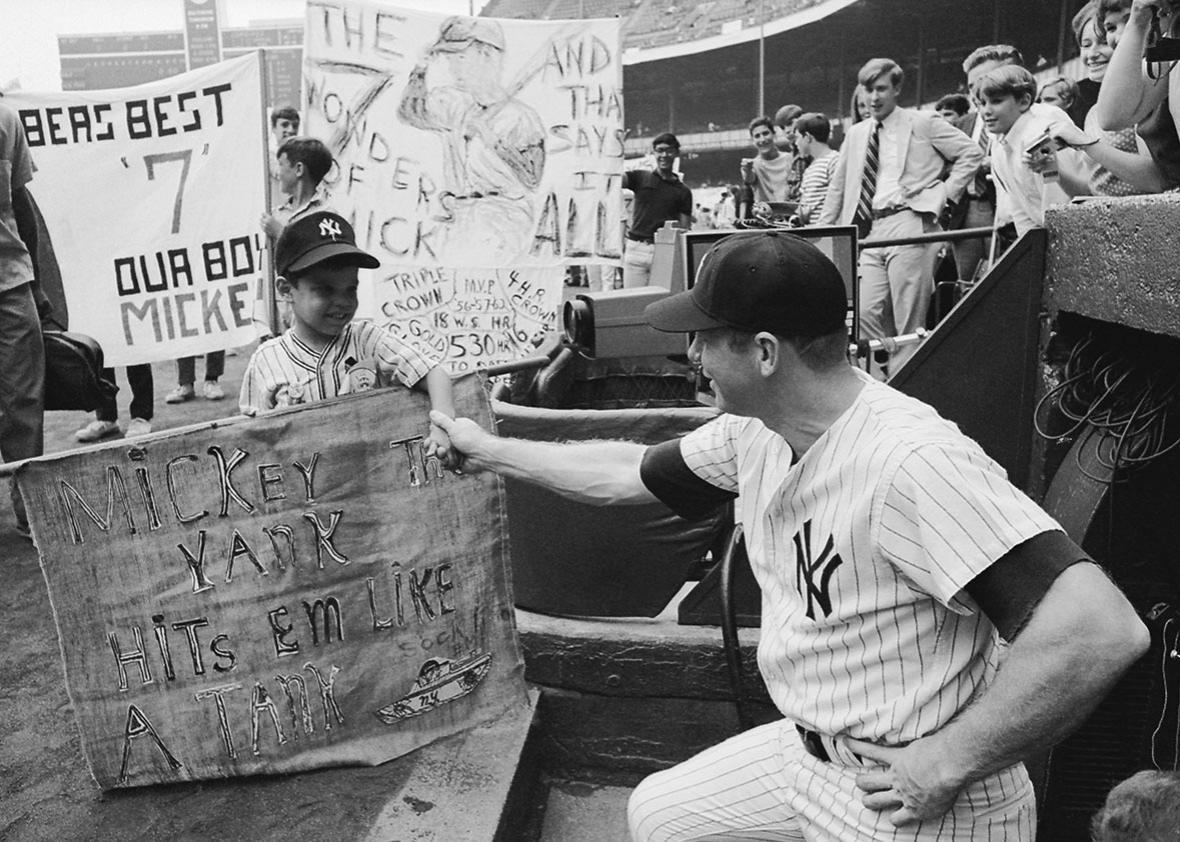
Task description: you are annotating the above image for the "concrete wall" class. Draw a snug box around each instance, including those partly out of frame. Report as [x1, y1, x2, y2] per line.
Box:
[1045, 194, 1180, 338]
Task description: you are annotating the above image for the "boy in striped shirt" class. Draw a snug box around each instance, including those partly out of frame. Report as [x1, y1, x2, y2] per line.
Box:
[794, 112, 838, 224]
[240, 211, 457, 465]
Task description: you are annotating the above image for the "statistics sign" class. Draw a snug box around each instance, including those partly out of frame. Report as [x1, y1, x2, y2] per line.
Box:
[17, 378, 526, 788]
[8, 54, 266, 366]
[303, 1, 624, 373]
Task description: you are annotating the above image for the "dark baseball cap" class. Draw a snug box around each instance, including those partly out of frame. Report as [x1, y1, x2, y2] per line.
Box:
[644, 231, 847, 335]
[275, 211, 379, 276]
[429, 16, 505, 53]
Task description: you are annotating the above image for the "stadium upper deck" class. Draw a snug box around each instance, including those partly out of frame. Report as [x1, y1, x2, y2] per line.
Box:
[58, 0, 1083, 188]
[479, 0, 1081, 186]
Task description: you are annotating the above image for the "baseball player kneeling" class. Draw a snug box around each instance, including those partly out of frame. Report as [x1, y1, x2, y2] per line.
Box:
[431, 231, 1149, 842]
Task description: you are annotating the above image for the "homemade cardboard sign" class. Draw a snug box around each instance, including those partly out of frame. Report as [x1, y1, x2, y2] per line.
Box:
[18, 377, 526, 789]
[6, 54, 267, 367]
[302, 1, 624, 373]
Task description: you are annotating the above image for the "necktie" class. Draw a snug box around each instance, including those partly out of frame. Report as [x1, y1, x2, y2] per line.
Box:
[970, 120, 991, 198]
[853, 120, 881, 238]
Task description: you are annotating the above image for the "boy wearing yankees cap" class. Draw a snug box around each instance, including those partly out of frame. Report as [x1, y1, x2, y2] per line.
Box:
[430, 230, 1148, 840]
[240, 210, 457, 465]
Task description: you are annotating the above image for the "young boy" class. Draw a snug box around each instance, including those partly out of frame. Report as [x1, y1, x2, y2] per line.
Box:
[793, 112, 837, 224]
[739, 116, 791, 203]
[260, 136, 333, 240]
[258, 136, 335, 337]
[974, 64, 1075, 235]
[240, 210, 456, 464]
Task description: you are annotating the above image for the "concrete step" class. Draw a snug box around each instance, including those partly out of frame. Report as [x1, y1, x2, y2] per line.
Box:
[539, 779, 632, 842]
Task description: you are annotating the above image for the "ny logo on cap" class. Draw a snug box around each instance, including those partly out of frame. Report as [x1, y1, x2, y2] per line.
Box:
[319, 218, 343, 240]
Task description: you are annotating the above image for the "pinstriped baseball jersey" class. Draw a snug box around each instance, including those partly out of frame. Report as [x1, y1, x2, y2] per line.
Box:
[239, 319, 438, 415]
[678, 372, 1060, 744]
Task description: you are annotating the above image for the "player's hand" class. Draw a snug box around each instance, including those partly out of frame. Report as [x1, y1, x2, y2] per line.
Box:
[428, 410, 489, 468]
[424, 422, 462, 472]
[846, 738, 964, 826]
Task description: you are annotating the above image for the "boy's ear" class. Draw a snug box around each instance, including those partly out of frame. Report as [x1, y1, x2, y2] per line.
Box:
[276, 275, 294, 299]
[1018, 92, 1034, 112]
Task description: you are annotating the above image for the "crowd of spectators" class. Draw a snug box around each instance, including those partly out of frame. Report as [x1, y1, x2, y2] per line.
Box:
[655, 0, 1179, 363]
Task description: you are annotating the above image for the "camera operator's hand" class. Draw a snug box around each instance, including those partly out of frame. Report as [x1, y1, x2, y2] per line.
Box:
[1131, 0, 1176, 26]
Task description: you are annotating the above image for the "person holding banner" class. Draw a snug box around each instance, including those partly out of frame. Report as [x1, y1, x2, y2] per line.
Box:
[74, 364, 153, 441]
[260, 137, 334, 242]
[268, 105, 301, 202]
[0, 99, 45, 538]
[240, 211, 457, 467]
[260, 136, 334, 337]
[164, 352, 226, 403]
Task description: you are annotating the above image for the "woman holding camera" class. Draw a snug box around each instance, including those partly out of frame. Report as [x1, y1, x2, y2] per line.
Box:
[1092, 0, 1180, 189]
[1027, 2, 1167, 196]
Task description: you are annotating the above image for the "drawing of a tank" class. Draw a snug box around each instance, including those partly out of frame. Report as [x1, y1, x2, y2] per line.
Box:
[375, 652, 493, 724]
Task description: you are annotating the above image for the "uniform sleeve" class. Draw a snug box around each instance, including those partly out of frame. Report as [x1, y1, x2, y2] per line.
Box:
[238, 347, 276, 416]
[640, 439, 737, 520]
[371, 325, 441, 387]
[679, 185, 694, 217]
[875, 440, 1062, 610]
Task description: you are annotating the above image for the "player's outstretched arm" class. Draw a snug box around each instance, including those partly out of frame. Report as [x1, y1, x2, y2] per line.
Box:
[849, 561, 1149, 826]
[429, 410, 659, 507]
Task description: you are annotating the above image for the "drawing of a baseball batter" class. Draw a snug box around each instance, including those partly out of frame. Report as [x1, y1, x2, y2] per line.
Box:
[398, 17, 546, 265]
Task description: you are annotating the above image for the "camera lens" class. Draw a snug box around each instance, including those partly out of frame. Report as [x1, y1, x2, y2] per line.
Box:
[563, 298, 594, 354]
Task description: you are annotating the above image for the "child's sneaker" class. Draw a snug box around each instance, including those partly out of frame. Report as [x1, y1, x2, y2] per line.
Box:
[165, 385, 196, 404]
[202, 381, 225, 400]
[75, 419, 120, 442]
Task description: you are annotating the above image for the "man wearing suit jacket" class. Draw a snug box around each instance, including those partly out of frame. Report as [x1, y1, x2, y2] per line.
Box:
[821, 58, 982, 369]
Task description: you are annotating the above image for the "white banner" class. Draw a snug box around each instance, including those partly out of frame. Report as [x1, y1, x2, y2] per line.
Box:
[303, 3, 623, 374]
[9, 54, 266, 367]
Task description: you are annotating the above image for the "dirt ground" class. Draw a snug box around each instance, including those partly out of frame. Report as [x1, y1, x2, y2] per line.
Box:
[0, 348, 505, 842]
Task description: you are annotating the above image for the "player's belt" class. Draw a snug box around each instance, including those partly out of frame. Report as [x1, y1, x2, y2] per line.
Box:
[796, 724, 868, 765]
[796, 725, 834, 762]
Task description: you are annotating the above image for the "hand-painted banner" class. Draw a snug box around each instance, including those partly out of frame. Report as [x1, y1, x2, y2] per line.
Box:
[303, 1, 624, 371]
[17, 377, 526, 788]
[7, 54, 266, 366]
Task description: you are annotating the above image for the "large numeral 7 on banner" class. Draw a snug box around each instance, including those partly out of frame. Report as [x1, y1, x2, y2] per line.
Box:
[144, 150, 192, 235]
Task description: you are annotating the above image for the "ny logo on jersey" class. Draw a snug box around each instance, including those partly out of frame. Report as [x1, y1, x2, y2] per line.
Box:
[793, 520, 843, 620]
[319, 218, 343, 240]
